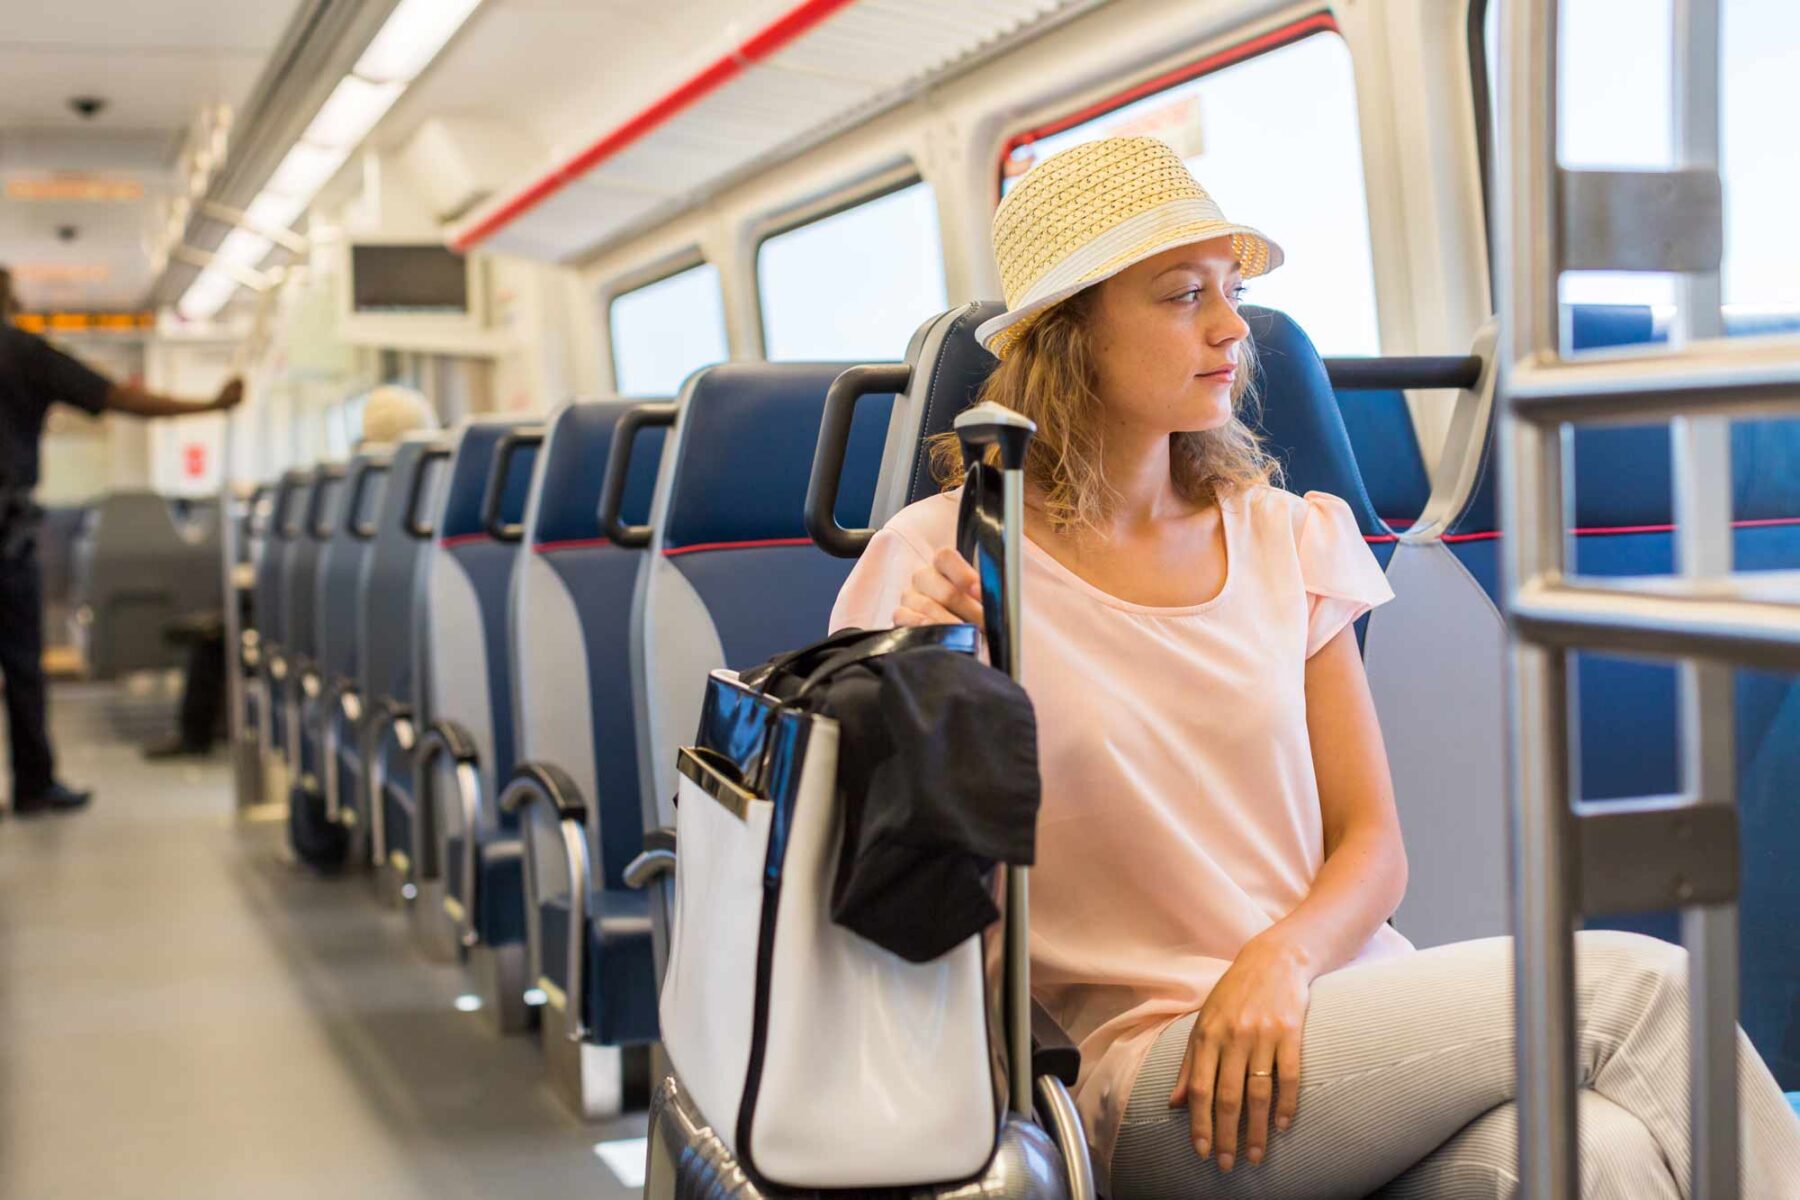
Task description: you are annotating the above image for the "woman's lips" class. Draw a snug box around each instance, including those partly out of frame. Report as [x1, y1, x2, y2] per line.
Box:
[1198, 367, 1236, 382]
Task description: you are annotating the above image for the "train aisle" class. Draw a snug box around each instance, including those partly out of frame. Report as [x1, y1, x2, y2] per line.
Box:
[0, 682, 644, 1200]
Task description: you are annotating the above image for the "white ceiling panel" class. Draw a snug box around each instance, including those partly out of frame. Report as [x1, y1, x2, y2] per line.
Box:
[0, 0, 302, 310]
[444, 0, 1102, 261]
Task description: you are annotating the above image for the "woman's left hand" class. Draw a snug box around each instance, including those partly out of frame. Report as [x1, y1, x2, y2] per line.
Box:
[1168, 934, 1313, 1172]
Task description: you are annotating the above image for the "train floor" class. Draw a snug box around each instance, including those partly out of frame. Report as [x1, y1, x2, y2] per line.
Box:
[0, 679, 645, 1200]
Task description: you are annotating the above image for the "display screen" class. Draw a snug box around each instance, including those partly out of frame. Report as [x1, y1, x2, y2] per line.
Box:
[350, 244, 469, 313]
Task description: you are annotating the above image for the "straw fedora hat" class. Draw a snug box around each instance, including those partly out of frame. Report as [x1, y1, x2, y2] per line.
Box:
[975, 136, 1284, 358]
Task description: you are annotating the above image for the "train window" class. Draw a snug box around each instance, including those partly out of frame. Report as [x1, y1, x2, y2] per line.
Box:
[1001, 25, 1380, 356]
[1479, 0, 1800, 317]
[757, 181, 948, 361]
[608, 262, 728, 395]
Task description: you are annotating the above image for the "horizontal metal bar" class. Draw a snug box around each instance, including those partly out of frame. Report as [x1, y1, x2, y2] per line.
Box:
[1560, 168, 1722, 273]
[1506, 336, 1800, 423]
[1510, 572, 1800, 669]
[1574, 796, 1738, 915]
[1324, 355, 1485, 391]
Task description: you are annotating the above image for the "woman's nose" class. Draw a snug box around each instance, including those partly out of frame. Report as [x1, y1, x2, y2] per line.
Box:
[1207, 298, 1250, 346]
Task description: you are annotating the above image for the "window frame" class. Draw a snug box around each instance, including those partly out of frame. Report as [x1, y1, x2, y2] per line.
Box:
[748, 160, 935, 359]
[600, 248, 725, 396]
[993, 10, 1342, 197]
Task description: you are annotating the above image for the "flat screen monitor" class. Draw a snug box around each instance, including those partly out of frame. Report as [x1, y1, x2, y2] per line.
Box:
[350, 244, 469, 314]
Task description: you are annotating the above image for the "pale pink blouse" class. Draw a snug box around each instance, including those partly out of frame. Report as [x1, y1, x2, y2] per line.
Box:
[828, 484, 1417, 1176]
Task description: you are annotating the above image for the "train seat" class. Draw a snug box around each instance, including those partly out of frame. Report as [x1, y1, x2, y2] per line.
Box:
[501, 398, 666, 1116]
[280, 465, 344, 780]
[306, 453, 390, 840]
[630, 363, 893, 969]
[1336, 386, 1432, 532]
[359, 436, 450, 902]
[407, 419, 541, 995]
[70, 489, 223, 679]
[258, 470, 313, 764]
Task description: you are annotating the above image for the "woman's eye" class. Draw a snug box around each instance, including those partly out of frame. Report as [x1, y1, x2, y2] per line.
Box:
[1173, 288, 1201, 303]
[1230, 284, 1249, 302]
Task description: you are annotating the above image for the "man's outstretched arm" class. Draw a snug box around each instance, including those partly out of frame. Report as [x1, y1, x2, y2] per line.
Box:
[106, 377, 243, 418]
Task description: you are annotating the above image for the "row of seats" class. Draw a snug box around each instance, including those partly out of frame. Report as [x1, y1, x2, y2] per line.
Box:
[230, 299, 1798, 1133]
[64, 491, 221, 679]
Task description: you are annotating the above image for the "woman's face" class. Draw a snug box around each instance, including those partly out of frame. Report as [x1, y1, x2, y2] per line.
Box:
[1084, 237, 1249, 436]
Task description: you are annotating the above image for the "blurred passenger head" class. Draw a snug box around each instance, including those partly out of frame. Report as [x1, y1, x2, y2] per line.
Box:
[359, 384, 438, 447]
[935, 137, 1284, 533]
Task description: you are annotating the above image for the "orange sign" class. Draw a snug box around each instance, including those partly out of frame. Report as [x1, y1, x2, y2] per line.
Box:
[5, 176, 144, 203]
[13, 311, 155, 334]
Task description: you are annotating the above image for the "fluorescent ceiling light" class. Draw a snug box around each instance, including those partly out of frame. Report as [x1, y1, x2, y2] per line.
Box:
[355, 0, 483, 83]
[303, 75, 405, 150]
[264, 142, 351, 203]
[178, 268, 239, 321]
[215, 228, 274, 269]
[244, 192, 307, 233]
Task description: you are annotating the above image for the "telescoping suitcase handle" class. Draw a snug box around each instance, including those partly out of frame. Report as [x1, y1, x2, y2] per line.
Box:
[952, 400, 1037, 1119]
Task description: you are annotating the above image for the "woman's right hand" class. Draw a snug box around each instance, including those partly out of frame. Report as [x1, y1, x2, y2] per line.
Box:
[894, 547, 984, 626]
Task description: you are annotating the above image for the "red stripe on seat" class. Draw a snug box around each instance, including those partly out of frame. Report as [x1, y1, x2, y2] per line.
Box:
[663, 537, 816, 558]
[440, 532, 489, 548]
[534, 537, 618, 554]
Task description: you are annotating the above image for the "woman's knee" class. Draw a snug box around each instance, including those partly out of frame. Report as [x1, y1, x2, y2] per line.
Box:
[1576, 929, 1687, 989]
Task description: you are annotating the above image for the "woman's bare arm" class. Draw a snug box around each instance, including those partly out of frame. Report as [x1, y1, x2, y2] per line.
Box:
[1252, 623, 1409, 977]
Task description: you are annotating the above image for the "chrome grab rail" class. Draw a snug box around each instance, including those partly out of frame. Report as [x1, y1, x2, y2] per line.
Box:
[1495, 1, 1795, 1194]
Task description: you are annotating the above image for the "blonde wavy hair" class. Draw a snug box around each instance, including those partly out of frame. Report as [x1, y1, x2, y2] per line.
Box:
[929, 290, 1280, 533]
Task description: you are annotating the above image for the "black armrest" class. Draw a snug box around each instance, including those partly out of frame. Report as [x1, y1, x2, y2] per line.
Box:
[1031, 998, 1081, 1087]
[623, 826, 677, 888]
[1322, 355, 1484, 391]
[347, 460, 390, 541]
[499, 761, 587, 820]
[418, 719, 479, 762]
[369, 697, 412, 727]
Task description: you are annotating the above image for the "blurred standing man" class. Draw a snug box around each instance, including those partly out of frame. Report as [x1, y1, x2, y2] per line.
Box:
[0, 267, 243, 815]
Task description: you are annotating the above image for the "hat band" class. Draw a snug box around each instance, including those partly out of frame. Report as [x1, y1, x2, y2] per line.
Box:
[1008, 194, 1231, 308]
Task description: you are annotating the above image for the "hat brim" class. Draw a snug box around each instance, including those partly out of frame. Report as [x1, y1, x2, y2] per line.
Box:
[976, 216, 1283, 358]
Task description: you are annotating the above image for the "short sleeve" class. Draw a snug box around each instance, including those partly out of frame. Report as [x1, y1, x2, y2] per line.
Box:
[22, 331, 111, 416]
[828, 523, 931, 635]
[1298, 490, 1394, 658]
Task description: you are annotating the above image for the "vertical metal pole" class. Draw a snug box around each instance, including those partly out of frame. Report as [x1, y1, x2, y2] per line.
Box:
[1496, 1, 1580, 1192]
[1002, 462, 1031, 1117]
[1669, 4, 1740, 1196]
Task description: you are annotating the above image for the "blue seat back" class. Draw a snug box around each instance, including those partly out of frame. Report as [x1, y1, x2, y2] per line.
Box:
[284, 466, 343, 667]
[513, 400, 664, 888]
[633, 363, 891, 829]
[424, 418, 539, 800]
[1338, 388, 1432, 530]
[256, 470, 308, 653]
[316, 454, 388, 687]
[358, 437, 446, 710]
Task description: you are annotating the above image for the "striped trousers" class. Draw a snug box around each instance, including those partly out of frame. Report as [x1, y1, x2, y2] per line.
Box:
[1111, 931, 1800, 1199]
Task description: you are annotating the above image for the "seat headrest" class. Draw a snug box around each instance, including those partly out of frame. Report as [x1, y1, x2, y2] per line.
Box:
[1242, 306, 1388, 539]
[438, 418, 536, 539]
[529, 400, 664, 546]
[662, 364, 890, 552]
[901, 302, 1005, 506]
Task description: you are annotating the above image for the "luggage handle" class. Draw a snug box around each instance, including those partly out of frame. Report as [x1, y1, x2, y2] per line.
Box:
[953, 401, 1037, 1119]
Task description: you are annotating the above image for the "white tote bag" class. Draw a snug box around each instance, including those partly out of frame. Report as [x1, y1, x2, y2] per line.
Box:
[658, 642, 1004, 1190]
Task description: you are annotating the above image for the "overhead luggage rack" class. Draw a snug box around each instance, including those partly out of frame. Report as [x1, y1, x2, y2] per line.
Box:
[1495, 1, 1799, 1197]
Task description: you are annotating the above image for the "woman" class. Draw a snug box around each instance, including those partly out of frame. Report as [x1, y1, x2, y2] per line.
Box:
[829, 137, 1800, 1199]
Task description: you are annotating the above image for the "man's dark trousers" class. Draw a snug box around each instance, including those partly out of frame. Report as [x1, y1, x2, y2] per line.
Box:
[0, 546, 54, 799]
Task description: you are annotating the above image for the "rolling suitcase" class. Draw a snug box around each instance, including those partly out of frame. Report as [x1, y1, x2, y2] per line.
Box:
[643, 401, 1094, 1200]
